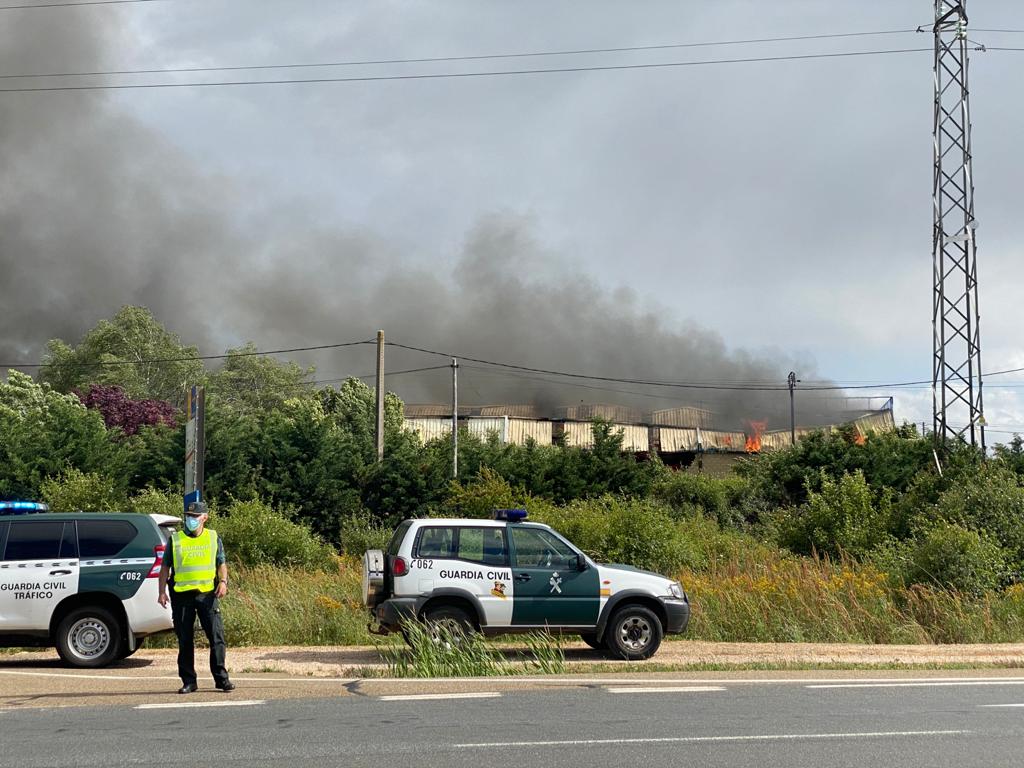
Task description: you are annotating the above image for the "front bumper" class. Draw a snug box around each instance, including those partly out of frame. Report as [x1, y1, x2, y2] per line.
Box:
[659, 597, 690, 634]
[374, 597, 420, 632]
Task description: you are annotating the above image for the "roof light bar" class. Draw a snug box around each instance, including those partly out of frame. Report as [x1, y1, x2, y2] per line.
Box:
[493, 508, 528, 522]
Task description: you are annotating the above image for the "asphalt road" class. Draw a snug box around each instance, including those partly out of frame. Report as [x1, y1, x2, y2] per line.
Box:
[4, 674, 1024, 767]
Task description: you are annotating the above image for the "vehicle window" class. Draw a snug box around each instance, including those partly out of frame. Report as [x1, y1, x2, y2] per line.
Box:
[4, 521, 65, 561]
[77, 520, 137, 558]
[60, 522, 78, 558]
[457, 527, 508, 566]
[511, 527, 578, 569]
[387, 520, 413, 556]
[415, 526, 456, 559]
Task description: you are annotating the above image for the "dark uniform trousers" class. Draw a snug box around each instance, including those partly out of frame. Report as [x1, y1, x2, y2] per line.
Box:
[170, 589, 229, 687]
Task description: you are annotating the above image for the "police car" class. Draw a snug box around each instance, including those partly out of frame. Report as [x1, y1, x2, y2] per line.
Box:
[0, 502, 176, 667]
[363, 510, 690, 660]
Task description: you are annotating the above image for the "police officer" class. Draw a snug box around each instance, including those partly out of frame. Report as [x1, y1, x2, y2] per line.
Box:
[157, 501, 234, 694]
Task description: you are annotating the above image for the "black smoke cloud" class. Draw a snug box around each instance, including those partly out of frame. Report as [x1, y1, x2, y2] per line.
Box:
[0, 11, 848, 431]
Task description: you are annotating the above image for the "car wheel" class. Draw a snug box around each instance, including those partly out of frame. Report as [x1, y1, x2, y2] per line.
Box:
[55, 607, 123, 668]
[579, 632, 603, 650]
[604, 604, 663, 661]
[422, 605, 475, 646]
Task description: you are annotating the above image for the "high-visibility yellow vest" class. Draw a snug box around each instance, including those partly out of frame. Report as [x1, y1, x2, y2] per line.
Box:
[171, 529, 218, 593]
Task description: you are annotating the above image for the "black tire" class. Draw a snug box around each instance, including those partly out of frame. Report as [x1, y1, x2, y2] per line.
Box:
[579, 632, 603, 651]
[55, 606, 124, 668]
[422, 604, 475, 644]
[604, 604, 663, 661]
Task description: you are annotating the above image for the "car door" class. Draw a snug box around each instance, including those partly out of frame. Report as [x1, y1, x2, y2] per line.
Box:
[509, 525, 599, 628]
[0, 520, 79, 630]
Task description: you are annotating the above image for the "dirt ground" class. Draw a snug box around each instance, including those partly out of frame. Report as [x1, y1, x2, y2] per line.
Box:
[5, 641, 1024, 678]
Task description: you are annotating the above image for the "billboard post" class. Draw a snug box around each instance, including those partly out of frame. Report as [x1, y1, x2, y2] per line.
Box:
[184, 385, 206, 512]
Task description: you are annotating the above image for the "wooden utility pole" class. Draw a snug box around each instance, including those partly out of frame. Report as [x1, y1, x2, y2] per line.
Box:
[788, 371, 797, 447]
[375, 330, 385, 462]
[451, 357, 459, 478]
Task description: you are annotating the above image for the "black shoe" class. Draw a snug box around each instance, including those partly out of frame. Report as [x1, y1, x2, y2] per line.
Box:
[178, 683, 198, 694]
[216, 681, 235, 692]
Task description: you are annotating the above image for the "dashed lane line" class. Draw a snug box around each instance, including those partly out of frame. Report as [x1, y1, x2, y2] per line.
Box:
[452, 730, 971, 749]
[379, 692, 502, 702]
[135, 700, 266, 710]
[979, 703, 1024, 708]
[808, 681, 1024, 689]
[605, 686, 726, 694]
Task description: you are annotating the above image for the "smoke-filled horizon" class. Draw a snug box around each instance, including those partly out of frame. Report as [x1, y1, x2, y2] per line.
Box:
[0, 8, 866, 432]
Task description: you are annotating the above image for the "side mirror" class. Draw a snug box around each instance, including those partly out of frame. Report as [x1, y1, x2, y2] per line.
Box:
[576, 554, 588, 572]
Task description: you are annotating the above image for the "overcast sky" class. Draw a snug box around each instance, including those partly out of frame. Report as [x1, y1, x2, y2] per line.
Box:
[2, 0, 1022, 434]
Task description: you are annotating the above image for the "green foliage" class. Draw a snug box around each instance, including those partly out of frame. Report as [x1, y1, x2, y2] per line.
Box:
[213, 498, 337, 570]
[39, 306, 203, 406]
[439, 468, 533, 519]
[206, 343, 315, 413]
[773, 470, 890, 559]
[654, 471, 751, 528]
[380, 621, 565, 677]
[128, 487, 184, 517]
[40, 468, 127, 512]
[0, 371, 124, 499]
[338, 509, 392, 555]
[922, 466, 1024, 573]
[903, 523, 1009, 595]
[536, 496, 700, 575]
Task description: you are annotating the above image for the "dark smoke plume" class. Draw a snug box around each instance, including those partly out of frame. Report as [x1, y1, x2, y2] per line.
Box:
[0, 11, 853, 431]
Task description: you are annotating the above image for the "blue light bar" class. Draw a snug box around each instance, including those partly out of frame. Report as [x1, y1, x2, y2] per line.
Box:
[0, 501, 49, 514]
[493, 508, 528, 522]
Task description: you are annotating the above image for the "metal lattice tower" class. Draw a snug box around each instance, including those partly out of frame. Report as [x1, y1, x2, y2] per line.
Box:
[932, 1, 985, 450]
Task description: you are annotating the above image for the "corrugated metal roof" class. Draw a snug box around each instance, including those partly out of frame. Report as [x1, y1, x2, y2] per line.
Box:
[656, 427, 700, 452]
[403, 417, 453, 443]
[556, 404, 644, 423]
[404, 404, 469, 418]
[651, 406, 714, 429]
[477, 404, 543, 418]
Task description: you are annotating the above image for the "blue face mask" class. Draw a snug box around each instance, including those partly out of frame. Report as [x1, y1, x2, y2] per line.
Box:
[184, 516, 202, 534]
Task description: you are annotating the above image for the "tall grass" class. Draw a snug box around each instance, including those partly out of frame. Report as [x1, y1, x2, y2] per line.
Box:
[379, 621, 566, 677]
[153, 552, 1024, 649]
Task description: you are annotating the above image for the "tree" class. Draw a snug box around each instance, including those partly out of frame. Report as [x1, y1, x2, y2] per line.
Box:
[206, 343, 314, 413]
[76, 384, 177, 436]
[39, 306, 203, 407]
[0, 371, 125, 499]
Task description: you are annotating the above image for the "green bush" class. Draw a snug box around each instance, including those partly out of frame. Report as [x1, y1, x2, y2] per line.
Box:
[439, 468, 532, 520]
[774, 470, 890, 559]
[535, 496, 700, 575]
[654, 472, 750, 528]
[924, 467, 1024, 571]
[40, 468, 127, 512]
[338, 510, 392, 555]
[903, 522, 1009, 595]
[128, 487, 183, 517]
[213, 498, 337, 570]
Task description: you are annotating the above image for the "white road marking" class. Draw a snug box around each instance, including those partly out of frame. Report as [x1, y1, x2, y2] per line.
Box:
[453, 729, 970, 749]
[979, 703, 1024, 708]
[134, 700, 265, 710]
[808, 681, 1024, 689]
[0, 670, 356, 683]
[606, 686, 726, 694]
[379, 692, 501, 702]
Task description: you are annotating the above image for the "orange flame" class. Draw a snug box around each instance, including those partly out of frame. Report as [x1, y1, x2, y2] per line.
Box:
[853, 430, 867, 446]
[745, 421, 767, 453]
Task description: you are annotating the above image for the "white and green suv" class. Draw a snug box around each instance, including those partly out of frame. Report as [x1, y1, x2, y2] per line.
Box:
[0, 503, 177, 667]
[363, 510, 690, 660]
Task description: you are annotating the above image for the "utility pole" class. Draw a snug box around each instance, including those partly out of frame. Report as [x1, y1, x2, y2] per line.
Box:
[932, 1, 986, 451]
[451, 357, 459, 478]
[788, 371, 798, 447]
[375, 330, 385, 462]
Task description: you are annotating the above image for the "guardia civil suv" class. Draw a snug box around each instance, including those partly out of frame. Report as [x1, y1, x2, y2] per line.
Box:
[0, 503, 176, 667]
[363, 510, 690, 660]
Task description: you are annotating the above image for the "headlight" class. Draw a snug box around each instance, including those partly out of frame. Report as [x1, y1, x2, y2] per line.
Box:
[668, 582, 685, 600]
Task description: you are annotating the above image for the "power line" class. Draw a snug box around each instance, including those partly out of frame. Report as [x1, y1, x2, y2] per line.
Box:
[0, 48, 933, 94]
[0, 339, 375, 369]
[0, 29, 923, 81]
[0, 0, 161, 8]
